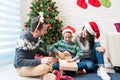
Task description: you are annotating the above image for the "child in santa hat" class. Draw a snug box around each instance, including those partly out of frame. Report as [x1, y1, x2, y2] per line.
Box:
[72, 21, 111, 80]
[49, 26, 86, 75]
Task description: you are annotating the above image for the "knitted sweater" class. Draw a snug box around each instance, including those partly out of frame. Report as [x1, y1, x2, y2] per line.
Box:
[14, 31, 49, 68]
[72, 35, 92, 59]
[48, 40, 83, 60]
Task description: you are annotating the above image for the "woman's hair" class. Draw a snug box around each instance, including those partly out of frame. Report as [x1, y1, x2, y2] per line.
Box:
[79, 27, 95, 50]
[30, 16, 48, 32]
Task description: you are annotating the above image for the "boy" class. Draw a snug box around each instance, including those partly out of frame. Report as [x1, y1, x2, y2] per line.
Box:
[49, 26, 86, 75]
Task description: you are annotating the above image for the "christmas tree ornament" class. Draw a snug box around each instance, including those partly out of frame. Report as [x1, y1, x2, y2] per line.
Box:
[99, 0, 111, 8]
[52, 36, 57, 40]
[48, 7, 51, 10]
[47, 23, 51, 28]
[50, 2, 55, 5]
[47, 15, 50, 18]
[35, 0, 39, 3]
[88, 0, 101, 7]
[27, 17, 30, 21]
[24, 23, 27, 27]
[55, 16, 59, 21]
[40, 4, 42, 7]
[54, 20, 57, 24]
[77, 0, 87, 9]
[36, 7, 40, 10]
[56, 10, 59, 13]
[30, 9, 32, 13]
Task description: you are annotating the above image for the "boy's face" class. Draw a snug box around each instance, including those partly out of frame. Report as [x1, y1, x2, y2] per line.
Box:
[63, 32, 72, 43]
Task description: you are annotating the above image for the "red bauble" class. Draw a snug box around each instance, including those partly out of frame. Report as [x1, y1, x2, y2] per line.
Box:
[48, 7, 51, 10]
[47, 23, 51, 28]
[52, 36, 56, 40]
[24, 23, 27, 27]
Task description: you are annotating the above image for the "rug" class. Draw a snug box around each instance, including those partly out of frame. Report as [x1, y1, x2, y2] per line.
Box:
[72, 73, 120, 80]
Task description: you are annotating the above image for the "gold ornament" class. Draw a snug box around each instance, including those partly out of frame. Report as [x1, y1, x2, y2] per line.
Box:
[55, 16, 59, 20]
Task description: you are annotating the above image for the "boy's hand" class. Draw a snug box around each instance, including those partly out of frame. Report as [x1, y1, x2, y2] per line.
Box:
[59, 53, 65, 59]
[58, 51, 65, 59]
[66, 58, 75, 62]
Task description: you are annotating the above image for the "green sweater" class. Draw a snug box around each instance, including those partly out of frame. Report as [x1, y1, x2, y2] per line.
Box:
[48, 40, 83, 60]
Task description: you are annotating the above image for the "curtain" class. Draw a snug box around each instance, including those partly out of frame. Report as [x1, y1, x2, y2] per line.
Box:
[0, 0, 22, 65]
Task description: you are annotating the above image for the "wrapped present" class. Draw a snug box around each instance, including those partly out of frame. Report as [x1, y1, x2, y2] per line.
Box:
[59, 51, 78, 71]
[59, 60, 78, 71]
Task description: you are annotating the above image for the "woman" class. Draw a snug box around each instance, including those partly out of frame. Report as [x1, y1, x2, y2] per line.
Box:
[72, 21, 111, 80]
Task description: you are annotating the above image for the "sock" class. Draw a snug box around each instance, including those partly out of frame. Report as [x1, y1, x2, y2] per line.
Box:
[88, 0, 101, 7]
[99, 0, 111, 8]
[77, 0, 87, 9]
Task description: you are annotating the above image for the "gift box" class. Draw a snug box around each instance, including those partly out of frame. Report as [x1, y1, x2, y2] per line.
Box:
[59, 60, 78, 71]
[59, 51, 78, 71]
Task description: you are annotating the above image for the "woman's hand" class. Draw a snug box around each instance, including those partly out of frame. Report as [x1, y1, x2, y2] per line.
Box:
[96, 46, 106, 53]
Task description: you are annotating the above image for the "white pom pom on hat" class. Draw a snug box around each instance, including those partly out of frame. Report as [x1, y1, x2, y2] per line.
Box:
[62, 26, 76, 35]
[85, 21, 100, 39]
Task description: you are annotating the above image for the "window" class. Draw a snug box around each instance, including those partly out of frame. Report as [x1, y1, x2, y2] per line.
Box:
[0, 0, 22, 65]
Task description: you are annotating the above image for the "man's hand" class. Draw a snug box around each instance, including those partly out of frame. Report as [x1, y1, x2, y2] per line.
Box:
[41, 57, 54, 65]
[49, 52, 57, 57]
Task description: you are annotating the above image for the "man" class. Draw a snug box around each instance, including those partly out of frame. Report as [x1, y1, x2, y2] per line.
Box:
[14, 16, 54, 77]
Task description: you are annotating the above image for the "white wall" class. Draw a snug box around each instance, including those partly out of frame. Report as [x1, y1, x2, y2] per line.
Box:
[53, 0, 120, 34]
[52, 0, 120, 62]
[20, 0, 32, 27]
[24, 0, 120, 34]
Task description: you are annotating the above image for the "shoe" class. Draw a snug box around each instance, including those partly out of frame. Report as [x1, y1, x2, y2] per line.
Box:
[77, 69, 86, 74]
[52, 70, 64, 76]
[97, 68, 111, 80]
[43, 73, 56, 80]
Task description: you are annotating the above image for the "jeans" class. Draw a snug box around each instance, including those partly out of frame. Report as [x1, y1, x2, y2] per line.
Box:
[52, 61, 87, 75]
[52, 42, 104, 73]
[80, 42, 104, 72]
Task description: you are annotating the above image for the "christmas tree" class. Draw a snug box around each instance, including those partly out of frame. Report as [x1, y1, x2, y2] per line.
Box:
[24, 0, 63, 50]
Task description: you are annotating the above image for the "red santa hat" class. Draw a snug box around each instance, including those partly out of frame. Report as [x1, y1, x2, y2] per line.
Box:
[84, 21, 100, 39]
[62, 26, 76, 35]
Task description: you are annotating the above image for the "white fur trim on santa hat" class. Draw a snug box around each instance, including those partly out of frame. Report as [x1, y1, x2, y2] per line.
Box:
[62, 29, 73, 35]
[85, 22, 96, 35]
